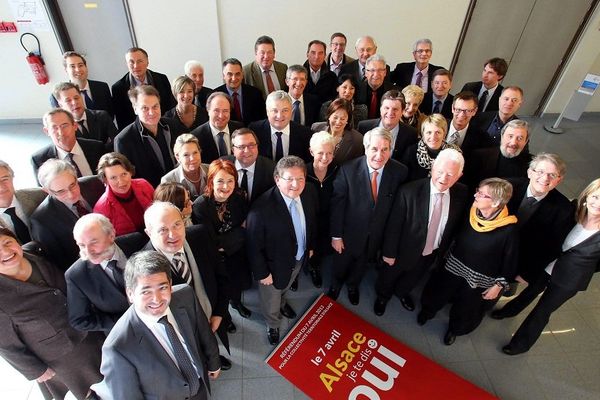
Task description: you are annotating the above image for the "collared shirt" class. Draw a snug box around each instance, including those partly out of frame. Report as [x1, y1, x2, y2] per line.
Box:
[431, 94, 448, 113]
[447, 122, 469, 147]
[99, 245, 127, 281]
[0, 196, 29, 232]
[226, 86, 244, 115]
[428, 181, 451, 250]
[270, 124, 291, 158]
[525, 185, 549, 202]
[289, 94, 305, 125]
[367, 163, 384, 193]
[329, 54, 343, 75]
[56, 141, 93, 176]
[79, 81, 93, 107]
[76, 111, 88, 132]
[309, 68, 320, 85]
[412, 65, 430, 92]
[479, 83, 498, 111]
[378, 121, 399, 152]
[136, 119, 174, 172]
[235, 158, 256, 199]
[280, 192, 306, 253]
[260, 66, 281, 91]
[129, 72, 153, 88]
[209, 124, 232, 154]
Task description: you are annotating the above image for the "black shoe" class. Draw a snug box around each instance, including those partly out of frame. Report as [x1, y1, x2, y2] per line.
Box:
[280, 303, 297, 319]
[227, 321, 237, 334]
[327, 287, 340, 300]
[267, 328, 280, 345]
[347, 287, 360, 305]
[310, 267, 323, 288]
[491, 309, 510, 320]
[374, 297, 387, 316]
[416, 311, 429, 326]
[290, 276, 299, 292]
[231, 301, 252, 319]
[400, 295, 415, 312]
[443, 330, 456, 346]
[219, 355, 232, 371]
[502, 344, 526, 356]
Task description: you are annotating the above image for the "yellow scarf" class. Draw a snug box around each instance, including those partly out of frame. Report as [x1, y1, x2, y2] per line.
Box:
[469, 206, 517, 232]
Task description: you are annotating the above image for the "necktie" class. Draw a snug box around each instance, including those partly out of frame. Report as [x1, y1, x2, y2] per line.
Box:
[370, 170, 378, 202]
[74, 200, 90, 217]
[289, 199, 305, 260]
[361, 66, 366, 80]
[158, 316, 200, 395]
[106, 260, 125, 290]
[274, 131, 284, 161]
[423, 193, 444, 255]
[240, 169, 249, 198]
[81, 89, 94, 108]
[4, 207, 31, 244]
[264, 70, 275, 94]
[77, 120, 90, 138]
[292, 100, 301, 124]
[433, 100, 442, 114]
[479, 90, 489, 112]
[173, 252, 192, 284]
[232, 92, 242, 121]
[369, 90, 378, 118]
[415, 71, 423, 88]
[66, 153, 83, 177]
[217, 132, 228, 156]
[447, 130, 460, 145]
[517, 196, 538, 226]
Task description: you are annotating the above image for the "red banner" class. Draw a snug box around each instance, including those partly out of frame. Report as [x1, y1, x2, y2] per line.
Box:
[266, 294, 498, 399]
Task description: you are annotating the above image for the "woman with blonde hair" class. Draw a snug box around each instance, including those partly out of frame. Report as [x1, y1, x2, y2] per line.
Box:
[401, 84, 426, 131]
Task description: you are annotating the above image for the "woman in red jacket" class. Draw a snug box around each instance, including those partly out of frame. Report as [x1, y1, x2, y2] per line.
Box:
[93, 152, 154, 235]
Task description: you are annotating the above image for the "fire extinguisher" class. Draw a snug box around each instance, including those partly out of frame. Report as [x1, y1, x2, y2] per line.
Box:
[20, 32, 49, 85]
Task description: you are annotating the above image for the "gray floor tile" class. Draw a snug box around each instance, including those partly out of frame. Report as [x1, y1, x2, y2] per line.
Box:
[481, 358, 547, 400]
[243, 376, 295, 400]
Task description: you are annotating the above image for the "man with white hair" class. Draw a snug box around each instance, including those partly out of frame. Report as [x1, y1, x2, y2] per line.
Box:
[356, 54, 397, 119]
[391, 38, 443, 92]
[185, 60, 214, 109]
[340, 36, 388, 82]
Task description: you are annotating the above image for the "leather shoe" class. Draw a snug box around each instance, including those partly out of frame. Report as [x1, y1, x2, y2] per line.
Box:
[327, 287, 340, 300]
[502, 344, 526, 356]
[219, 355, 232, 371]
[400, 295, 415, 312]
[280, 303, 297, 319]
[267, 328, 280, 345]
[227, 321, 237, 334]
[347, 287, 360, 305]
[491, 309, 510, 320]
[416, 311, 429, 326]
[290, 276, 299, 292]
[310, 267, 322, 288]
[373, 298, 387, 316]
[443, 329, 456, 346]
[231, 301, 252, 319]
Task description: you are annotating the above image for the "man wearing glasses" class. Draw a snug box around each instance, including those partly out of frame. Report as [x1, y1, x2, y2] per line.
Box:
[446, 91, 487, 153]
[391, 38, 443, 92]
[326, 33, 355, 76]
[357, 55, 397, 119]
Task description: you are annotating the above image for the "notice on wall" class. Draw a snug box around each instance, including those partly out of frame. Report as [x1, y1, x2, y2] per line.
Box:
[577, 74, 600, 96]
[8, 0, 50, 32]
[266, 294, 498, 399]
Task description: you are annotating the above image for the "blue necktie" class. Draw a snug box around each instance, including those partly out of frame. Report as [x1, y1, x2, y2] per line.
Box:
[217, 132, 228, 156]
[81, 89, 94, 108]
[289, 199, 305, 260]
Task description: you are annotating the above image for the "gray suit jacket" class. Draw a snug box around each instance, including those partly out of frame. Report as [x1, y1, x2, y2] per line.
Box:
[243, 60, 288, 99]
[0, 188, 47, 232]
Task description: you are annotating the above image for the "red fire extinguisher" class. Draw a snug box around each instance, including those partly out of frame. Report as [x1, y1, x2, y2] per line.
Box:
[20, 33, 49, 85]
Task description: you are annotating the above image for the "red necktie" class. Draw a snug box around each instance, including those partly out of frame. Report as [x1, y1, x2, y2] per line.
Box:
[264, 70, 275, 93]
[369, 90, 378, 118]
[370, 170, 378, 202]
[232, 92, 242, 121]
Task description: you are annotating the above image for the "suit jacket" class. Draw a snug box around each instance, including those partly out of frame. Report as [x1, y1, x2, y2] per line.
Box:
[391, 62, 443, 91]
[249, 119, 312, 163]
[243, 60, 288, 99]
[92, 285, 220, 400]
[550, 229, 600, 292]
[246, 185, 318, 289]
[507, 178, 575, 282]
[81, 109, 118, 150]
[31, 137, 106, 184]
[189, 120, 244, 164]
[214, 83, 266, 126]
[0, 189, 47, 233]
[50, 79, 114, 117]
[461, 81, 504, 113]
[339, 60, 391, 84]
[330, 156, 408, 258]
[463, 147, 531, 191]
[194, 86, 214, 109]
[111, 70, 177, 130]
[303, 61, 337, 103]
[420, 92, 454, 120]
[382, 178, 469, 269]
[470, 111, 519, 147]
[222, 155, 275, 203]
[356, 81, 397, 117]
[29, 176, 104, 270]
[297, 92, 321, 127]
[357, 118, 418, 162]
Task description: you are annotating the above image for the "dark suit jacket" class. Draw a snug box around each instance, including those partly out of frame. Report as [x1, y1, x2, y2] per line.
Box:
[357, 118, 418, 162]
[356, 80, 397, 117]
[194, 86, 214, 109]
[222, 155, 275, 203]
[300, 92, 321, 127]
[445, 119, 488, 155]
[249, 119, 312, 163]
[330, 156, 408, 258]
[391, 62, 443, 91]
[550, 229, 600, 292]
[243, 60, 288, 99]
[470, 111, 519, 147]
[92, 285, 220, 400]
[111, 70, 177, 130]
[50, 79, 114, 117]
[382, 178, 469, 269]
[31, 137, 106, 184]
[189, 120, 244, 164]
[339, 60, 391, 84]
[214, 83, 266, 126]
[303, 61, 337, 103]
[29, 176, 104, 270]
[246, 185, 318, 289]
[81, 109, 118, 150]
[461, 81, 504, 113]
[507, 178, 575, 282]
[463, 147, 532, 191]
[420, 92, 454, 119]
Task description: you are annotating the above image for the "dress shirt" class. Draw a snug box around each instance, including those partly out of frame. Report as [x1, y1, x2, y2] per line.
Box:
[235, 159, 256, 199]
[270, 125, 291, 159]
[432, 94, 448, 113]
[280, 192, 306, 251]
[260, 67, 281, 91]
[99, 245, 128, 283]
[56, 142, 93, 176]
[209, 124, 231, 154]
[367, 163, 384, 194]
[412, 65, 430, 92]
[129, 72, 153, 88]
[447, 122, 468, 147]
[545, 224, 599, 275]
[427, 181, 450, 250]
[0, 196, 29, 231]
[479, 83, 498, 111]
[79, 81, 94, 107]
[290, 95, 305, 125]
[329, 55, 343, 75]
[309, 68, 320, 85]
[226, 86, 244, 115]
[525, 185, 549, 202]
[76, 111, 88, 131]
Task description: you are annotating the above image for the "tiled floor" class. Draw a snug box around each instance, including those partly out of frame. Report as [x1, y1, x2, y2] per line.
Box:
[1, 114, 599, 400]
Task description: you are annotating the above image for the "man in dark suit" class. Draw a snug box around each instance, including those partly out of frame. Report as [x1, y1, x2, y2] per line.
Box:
[32, 109, 105, 183]
[246, 156, 317, 345]
[328, 127, 408, 305]
[112, 47, 176, 130]
[356, 55, 397, 119]
[49, 51, 113, 117]
[378, 149, 469, 316]
[143, 202, 232, 369]
[445, 91, 487, 153]
[91, 251, 221, 400]
[357, 90, 418, 162]
[326, 32, 355, 76]
[190, 92, 244, 164]
[391, 38, 443, 92]
[419, 69, 454, 119]
[285, 65, 320, 127]
[461, 57, 508, 114]
[243, 35, 288, 99]
[249, 90, 311, 163]
[114, 85, 179, 187]
[225, 127, 275, 203]
[303, 40, 337, 103]
[214, 58, 266, 126]
[470, 86, 524, 147]
[185, 60, 214, 109]
[491, 153, 574, 320]
[54, 81, 118, 150]
[30, 159, 104, 270]
[66, 214, 131, 333]
[340, 36, 380, 82]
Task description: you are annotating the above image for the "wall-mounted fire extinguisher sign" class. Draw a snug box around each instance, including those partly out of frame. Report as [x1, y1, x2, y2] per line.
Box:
[20, 33, 49, 85]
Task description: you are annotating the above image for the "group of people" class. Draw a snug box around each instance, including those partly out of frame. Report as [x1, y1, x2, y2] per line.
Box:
[1, 32, 599, 400]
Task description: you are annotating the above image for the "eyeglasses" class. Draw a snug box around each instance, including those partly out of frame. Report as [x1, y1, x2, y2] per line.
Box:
[278, 176, 305, 184]
[232, 143, 257, 151]
[414, 49, 432, 54]
[50, 181, 78, 197]
[474, 190, 492, 199]
[531, 169, 559, 180]
[366, 68, 386, 74]
[453, 108, 476, 115]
